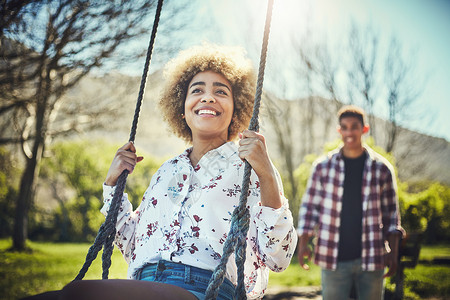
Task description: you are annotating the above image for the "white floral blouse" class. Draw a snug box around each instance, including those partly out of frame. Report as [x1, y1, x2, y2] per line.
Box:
[101, 141, 297, 299]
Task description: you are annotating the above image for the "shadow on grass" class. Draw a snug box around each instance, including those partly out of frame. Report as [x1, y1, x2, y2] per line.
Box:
[263, 289, 321, 299]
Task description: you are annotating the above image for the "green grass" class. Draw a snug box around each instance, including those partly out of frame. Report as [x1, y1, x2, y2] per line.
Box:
[1, 239, 449, 300]
[268, 255, 321, 287]
[402, 264, 450, 298]
[419, 244, 450, 261]
[0, 239, 128, 300]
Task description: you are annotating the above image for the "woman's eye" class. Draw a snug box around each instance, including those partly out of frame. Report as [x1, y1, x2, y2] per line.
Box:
[191, 88, 202, 94]
[216, 89, 227, 95]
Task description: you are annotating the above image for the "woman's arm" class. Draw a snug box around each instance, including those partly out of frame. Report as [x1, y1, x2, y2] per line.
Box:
[238, 130, 297, 270]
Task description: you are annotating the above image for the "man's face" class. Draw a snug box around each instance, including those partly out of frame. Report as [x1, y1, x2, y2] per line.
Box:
[338, 116, 368, 150]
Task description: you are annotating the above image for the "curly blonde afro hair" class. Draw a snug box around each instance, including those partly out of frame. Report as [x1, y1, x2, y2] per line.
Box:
[159, 43, 256, 143]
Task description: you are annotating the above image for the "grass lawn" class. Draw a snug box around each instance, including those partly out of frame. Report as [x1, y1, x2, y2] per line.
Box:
[268, 255, 321, 287]
[1, 239, 449, 300]
[0, 239, 128, 299]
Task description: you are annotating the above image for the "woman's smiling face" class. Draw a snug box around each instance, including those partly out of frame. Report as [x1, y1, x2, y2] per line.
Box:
[184, 70, 234, 142]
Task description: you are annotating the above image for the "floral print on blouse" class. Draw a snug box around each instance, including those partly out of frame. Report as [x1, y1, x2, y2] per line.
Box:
[101, 141, 297, 299]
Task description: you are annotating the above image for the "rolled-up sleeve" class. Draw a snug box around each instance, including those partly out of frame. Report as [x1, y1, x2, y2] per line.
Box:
[380, 165, 406, 238]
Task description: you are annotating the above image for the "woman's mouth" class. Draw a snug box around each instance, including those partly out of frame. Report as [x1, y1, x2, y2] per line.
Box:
[195, 109, 221, 116]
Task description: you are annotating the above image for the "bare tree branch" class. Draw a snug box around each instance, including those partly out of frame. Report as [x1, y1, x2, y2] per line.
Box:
[0, 0, 183, 251]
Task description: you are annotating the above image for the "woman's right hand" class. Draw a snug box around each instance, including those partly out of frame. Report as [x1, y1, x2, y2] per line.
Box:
[104, 142, 143, 186]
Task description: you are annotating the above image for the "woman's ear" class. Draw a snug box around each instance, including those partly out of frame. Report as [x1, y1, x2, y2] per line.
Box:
[337, 125, 341, 134]
[363, 125, 370, 134]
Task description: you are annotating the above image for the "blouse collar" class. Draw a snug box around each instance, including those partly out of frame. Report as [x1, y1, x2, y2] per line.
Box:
[176, 141, 238, 166]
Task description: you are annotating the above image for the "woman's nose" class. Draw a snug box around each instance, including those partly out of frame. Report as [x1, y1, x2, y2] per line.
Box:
[200, 95, 215, 103]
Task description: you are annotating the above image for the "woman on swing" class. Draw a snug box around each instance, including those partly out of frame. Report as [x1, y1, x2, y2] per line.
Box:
[26, 44, 297, 300]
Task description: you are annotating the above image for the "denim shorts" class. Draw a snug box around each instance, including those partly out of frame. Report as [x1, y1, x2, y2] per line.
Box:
[138, 260, 235, 300]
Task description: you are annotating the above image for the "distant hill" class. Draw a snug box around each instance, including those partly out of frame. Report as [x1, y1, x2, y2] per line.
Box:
[70, 71, 450, 185]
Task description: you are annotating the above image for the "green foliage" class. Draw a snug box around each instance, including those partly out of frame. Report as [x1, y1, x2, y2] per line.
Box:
[35, 139, 161, 242]
[399, 182, 450, 243]
[0, 147, 20, 238]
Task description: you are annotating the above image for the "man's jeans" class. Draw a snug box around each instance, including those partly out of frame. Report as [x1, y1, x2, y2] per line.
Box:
[321, 258, 385, 300]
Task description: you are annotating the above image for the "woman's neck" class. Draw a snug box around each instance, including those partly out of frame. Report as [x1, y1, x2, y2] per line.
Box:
[189, 136, 228, 166]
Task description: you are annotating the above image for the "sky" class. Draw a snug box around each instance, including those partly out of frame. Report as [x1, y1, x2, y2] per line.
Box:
[213, 0, 450, 141]
[300, 0, 450, 141]
[126, 0, 450, 141]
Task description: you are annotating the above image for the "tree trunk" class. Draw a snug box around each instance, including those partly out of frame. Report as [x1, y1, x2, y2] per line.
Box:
[13, 142, 44, 250]
[13, 158, 34, 250]
[12, 74, 48, 250]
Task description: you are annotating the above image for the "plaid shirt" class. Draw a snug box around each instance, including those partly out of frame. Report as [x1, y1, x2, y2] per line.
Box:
[297, 145, 404, 271]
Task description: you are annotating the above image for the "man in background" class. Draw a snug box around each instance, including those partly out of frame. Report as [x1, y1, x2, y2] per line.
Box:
[297, 105, 405, 300]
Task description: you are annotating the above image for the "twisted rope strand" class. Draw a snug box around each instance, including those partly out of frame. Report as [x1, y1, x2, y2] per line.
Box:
[74, 0, 164, 281]
[205, 0, 274, 298]
[129, 0, 164, 143]
[101, 171, 129, 279]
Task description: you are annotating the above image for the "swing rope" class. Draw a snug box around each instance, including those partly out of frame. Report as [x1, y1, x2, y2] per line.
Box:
[74, 0, 164, 281]
[205, 0, 274, 299]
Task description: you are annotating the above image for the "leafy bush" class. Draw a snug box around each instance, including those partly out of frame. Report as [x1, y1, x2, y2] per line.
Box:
[399, 182, 450, 244]
[0, 147, 20, 238]
[34, 139, 161, 242]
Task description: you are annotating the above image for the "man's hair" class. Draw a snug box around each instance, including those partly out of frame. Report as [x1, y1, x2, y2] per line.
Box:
[337, 105, 366, 126]
[159, 43, 256, 143]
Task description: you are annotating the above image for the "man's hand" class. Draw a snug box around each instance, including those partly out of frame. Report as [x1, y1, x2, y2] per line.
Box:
[297, 234, 313, 270]
[383, 251, 398, 278]
[384, 232, 402, 278]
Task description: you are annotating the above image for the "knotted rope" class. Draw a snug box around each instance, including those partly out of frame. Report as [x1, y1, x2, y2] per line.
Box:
[205, 0, 274, 299]
[74, 0, 164, 280]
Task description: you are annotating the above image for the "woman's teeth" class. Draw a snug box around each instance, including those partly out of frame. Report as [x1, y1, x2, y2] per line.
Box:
[198, 109, 217, 116]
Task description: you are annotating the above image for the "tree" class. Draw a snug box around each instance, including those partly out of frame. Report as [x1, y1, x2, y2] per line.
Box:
[258, 21, 425, 223]
[263, 93, 302, 225]
[384, 38, 422, 152]
[0, 0, 179, 250]
[0, 1, 41, 35]
[287, 22, 424, 153]
[345, 23, 380, 141]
